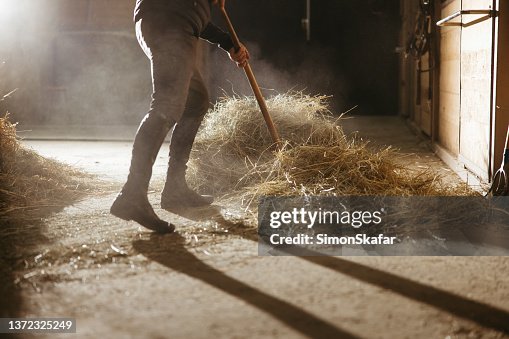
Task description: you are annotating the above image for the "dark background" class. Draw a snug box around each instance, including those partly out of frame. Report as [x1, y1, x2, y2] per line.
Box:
[211, 0, 401, 116]
[1, 0, 402, 127]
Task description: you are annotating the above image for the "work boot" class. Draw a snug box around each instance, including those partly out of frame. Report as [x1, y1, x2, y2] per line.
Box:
[111, 188, 174, 234]
[111, 113, 176, 233]
[161, 164, 214, 210]
[161, 103, 213, 210]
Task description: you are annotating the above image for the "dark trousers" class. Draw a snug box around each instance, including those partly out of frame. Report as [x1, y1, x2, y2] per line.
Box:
[126, 17, 209, 191]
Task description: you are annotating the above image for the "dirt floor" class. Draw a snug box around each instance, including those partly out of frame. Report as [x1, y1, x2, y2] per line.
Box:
[4, 117, 509, 338]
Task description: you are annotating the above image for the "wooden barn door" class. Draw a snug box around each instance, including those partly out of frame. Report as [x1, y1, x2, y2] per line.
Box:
[458, 0, 498, 181]
[493, 0, 509, 178]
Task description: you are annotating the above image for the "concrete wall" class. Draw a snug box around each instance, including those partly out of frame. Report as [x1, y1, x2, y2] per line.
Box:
[1, 0, 215, 128]
[0, 0, 59, 122]
[0, 0, 152, 126]
[58, 0, 133, 31]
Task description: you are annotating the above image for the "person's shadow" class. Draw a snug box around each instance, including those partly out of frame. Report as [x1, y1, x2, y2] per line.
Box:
[160, 204, 259, 240]
[134, 204, 358, 338]
[135, 205, 509, 336]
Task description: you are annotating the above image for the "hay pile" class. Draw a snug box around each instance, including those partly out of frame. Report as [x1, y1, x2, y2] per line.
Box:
[0, 115, 90, 220]
[0, 61, 92, 221]
[189, 93, 472, 199]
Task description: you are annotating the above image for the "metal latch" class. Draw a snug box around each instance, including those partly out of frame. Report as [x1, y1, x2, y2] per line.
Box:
[437, 9, 498, 27]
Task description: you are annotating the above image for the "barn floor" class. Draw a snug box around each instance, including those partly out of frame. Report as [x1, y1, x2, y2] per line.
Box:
[9, 116, 509, 338]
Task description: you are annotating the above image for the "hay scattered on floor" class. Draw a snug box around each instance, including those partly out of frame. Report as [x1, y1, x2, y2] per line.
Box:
[0, 115, 91, 220]
[189, 93, 474, 200]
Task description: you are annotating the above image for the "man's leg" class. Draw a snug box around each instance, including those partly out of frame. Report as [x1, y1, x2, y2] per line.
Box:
[161, 70, 213, 210]
[110, 113, 174, 233]
[111, 22, 198, 232]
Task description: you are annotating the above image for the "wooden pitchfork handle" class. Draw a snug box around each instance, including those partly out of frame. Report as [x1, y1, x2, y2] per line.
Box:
[218, 4, 282, 149]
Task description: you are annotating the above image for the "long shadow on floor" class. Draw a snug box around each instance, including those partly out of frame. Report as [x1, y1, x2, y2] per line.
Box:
[295, 249, 509, 334]
[160, 205, 509, 335]
[133, 231, 359, 339]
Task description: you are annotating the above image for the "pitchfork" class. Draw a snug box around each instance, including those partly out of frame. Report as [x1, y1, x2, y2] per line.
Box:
[218, 1, 282, 150]
[487, 125, 509, 196]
